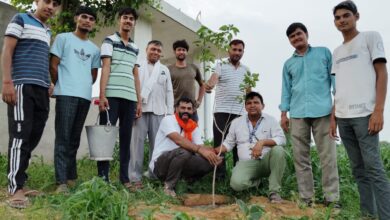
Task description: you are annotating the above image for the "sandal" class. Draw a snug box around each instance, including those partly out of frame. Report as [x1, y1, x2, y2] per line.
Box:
[163, 183, 176, 197]
[6, 192, 29, 209]
[23, 188, 43, 197]
[269, 192, 283, 204]
[127, 181, 143, 191]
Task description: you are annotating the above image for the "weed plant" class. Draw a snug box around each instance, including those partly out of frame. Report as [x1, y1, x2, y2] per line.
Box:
[0, 141, 389, 219]
[62, 177, 130, 220]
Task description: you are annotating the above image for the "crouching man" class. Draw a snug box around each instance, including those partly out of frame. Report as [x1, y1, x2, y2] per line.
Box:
[215, 92, 286, 203]
[149, 97, 222, 197]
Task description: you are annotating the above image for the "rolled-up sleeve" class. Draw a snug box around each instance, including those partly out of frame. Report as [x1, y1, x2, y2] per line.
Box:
[222, 120, 237, 151]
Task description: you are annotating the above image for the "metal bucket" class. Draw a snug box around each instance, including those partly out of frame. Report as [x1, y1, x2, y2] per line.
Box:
[85, 110, 119, 161]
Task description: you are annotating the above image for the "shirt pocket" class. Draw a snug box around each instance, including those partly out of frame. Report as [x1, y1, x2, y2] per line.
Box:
[257, 128, 270, 140]
[157, 73, 167, 85]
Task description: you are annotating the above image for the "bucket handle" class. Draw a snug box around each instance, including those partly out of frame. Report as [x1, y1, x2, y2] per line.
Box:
[96, 109, 112, 126]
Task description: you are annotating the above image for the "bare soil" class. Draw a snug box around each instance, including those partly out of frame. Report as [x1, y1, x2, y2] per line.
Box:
[128, 194, 327, 219]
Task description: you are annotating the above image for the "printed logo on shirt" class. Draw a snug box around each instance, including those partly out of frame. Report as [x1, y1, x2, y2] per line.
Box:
[336, 54, 358, 64]
[348, 103, 367, 113]
[74, 49, 91, 61]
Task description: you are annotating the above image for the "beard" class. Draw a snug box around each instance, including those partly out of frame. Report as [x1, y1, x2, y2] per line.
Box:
[179, 112, 192, 120]
[229, 55, 242, 64]
[176, 55, 186, 61]
[78, 27, 91, 33]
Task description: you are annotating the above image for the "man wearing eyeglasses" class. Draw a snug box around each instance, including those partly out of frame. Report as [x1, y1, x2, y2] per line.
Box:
[50, 6, 101, 193]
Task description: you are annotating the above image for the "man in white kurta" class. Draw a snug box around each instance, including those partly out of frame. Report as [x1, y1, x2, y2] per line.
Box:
[129, 40, 174, 187]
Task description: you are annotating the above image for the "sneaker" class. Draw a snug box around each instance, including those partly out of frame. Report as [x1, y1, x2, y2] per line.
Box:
[55, 184, 69, 194]
[269, 192, 283, 204]
[163, 183, 176, 197]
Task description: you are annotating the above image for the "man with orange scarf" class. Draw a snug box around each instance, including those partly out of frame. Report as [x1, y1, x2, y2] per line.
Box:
[149, 97, 222, 197]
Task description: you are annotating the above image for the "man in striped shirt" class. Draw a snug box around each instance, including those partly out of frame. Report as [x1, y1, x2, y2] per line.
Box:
[205, 39, 250, 179]
[1, 0, 60, 208]
[98, 7, 142, 188]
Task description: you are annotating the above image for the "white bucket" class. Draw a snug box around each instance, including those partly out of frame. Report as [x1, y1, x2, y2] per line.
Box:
[85, 110, 119, 161]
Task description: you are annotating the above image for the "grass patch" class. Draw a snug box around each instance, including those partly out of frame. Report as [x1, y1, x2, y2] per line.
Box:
[0, 141, 389, 219]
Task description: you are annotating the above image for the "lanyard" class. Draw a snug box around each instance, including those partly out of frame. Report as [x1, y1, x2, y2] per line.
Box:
[246, 115, 263, 144]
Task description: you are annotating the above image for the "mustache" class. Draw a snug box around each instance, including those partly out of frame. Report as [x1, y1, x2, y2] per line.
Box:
[179, 112, 192, 118]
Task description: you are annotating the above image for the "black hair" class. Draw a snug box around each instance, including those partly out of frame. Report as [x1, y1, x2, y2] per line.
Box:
[229, 39, 245, 48]
[333, 1, 358, 15]
[147, 40, 163, 47]
[245, 91, 264, 105]
[75, 6, 97, 20]
[118, 7, 138, 20]
[175, 97, 194, 108]
[286, 22, 308, 37]
[52, 0, 61, 5]
[173, 39, 189, 51]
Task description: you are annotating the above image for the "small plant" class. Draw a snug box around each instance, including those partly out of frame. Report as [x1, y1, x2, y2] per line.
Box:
[140, 208, 157, 220]
[237, 199, 264, 220]
[62, 177, 130, 220]
[174, 211, 195, 220]
[236, 72, 260, 103]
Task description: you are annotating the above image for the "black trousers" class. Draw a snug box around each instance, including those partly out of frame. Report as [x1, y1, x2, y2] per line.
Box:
[97, 97, 136, 184]
[54, 96, 90, 184]
[153, 148, 213, 189]
[7, 84, 49, 194]
[213, 112, 240, 178]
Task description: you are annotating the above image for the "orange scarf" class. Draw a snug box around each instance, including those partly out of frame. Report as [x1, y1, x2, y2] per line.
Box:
[175, 113, 197, 142]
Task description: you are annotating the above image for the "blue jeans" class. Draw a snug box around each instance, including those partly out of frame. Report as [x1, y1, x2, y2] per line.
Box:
[337, 116, 390, 219]
[54, 96, 90, 184]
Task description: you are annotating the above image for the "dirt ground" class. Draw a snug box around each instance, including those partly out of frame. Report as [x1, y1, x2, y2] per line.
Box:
[128, 194, 327, 219]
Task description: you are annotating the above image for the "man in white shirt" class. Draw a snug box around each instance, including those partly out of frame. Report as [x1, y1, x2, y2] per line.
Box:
[149, 97, 221, 197]
[330, 1, 390, 219]
[215, 92, 286, 203]
[129, 40, 174, 189]
[205, 39, 251, 179]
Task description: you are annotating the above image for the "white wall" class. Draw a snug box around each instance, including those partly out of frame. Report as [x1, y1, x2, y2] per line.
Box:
[0, 13, 154, 162]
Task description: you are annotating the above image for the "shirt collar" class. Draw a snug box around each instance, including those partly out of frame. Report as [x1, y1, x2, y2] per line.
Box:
[227, 58, 242, 68]
[115, 31, 133, 43]
[293, 44, 312, 57]
[246, 113, 264, 123]
[27, 12, 49, 30]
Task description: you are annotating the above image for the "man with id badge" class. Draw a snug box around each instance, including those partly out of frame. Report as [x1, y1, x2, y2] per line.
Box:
[215, 92, 286, 203]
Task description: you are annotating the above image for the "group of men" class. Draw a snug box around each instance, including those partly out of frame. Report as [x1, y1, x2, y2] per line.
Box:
[1, 0, 389, 219]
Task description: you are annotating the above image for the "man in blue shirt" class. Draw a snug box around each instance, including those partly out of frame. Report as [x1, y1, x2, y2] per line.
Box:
[50, 6, 101, 193]
[279, 23, 340, 207]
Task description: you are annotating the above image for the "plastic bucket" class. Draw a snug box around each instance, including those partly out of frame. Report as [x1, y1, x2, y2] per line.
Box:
[85, 110, 119, 161]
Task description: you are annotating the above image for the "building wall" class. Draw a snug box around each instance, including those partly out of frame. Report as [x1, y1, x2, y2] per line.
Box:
[0, 2, 213, 162]
[0, 2, 18, 90]
[0, 4, 154, 162]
